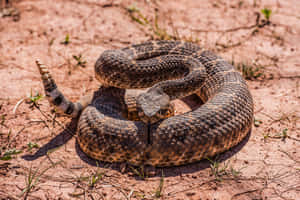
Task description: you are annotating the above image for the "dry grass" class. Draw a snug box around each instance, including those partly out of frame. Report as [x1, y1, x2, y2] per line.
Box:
[0, 0, 299, 199]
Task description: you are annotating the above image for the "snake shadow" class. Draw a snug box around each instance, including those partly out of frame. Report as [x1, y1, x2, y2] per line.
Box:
[22, 118, 78, 161]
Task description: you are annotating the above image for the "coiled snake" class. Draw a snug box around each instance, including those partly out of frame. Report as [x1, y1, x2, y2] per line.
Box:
[36, 40, 253, 167]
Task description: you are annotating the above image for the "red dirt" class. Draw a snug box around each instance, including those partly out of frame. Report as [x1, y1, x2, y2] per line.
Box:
[0, 0, 299, 199]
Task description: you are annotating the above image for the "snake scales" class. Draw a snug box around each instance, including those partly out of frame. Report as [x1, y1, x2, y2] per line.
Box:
[37, 40, 253, 167]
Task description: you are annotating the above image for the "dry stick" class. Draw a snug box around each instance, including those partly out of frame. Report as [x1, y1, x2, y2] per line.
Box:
[33, 104, 76, 137]
[279, 75, 300, 79]
[230, 178, 270, 199]
[280, 184, 300, 195]
[3, 119, 44, 150]
[110, 184, 130, 200]
[286, 136, 300, 142]
[216, 33, 253, 50]
[64, 0, 119, 8]
[46, 162, 107, 199]
[269, 186, 291, 200]
[193, 12, 271, 52]
[278, 149, 300, 164]
[166, 179, 216, 197]
[259, 111, 300, 142]
[230, 170, 299, 200]
[88, 193, 95, 200]
[254, 107, 264, 114]
[192, 12, 263, 33]
[230, 188, 262, 200]
[6, 125, 26, 147]
[191, 22, 257, 33]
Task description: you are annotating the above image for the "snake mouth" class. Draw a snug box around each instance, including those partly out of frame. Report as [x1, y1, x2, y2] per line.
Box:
[138, 111, 161, 124]
[137, 102, 175, 124]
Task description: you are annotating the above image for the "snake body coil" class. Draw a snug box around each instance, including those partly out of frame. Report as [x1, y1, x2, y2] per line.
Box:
[37, 41, 253, 167]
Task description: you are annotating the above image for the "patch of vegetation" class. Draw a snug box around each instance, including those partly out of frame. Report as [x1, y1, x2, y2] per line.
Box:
[262, 132, 270, 141]
[26, 89, 43, 108]
[207, 158, 242, 181]
[72, 54, 87, 68]
[263, 128, 291, 142]
[261, 8, 272, 21]
[275, 128, 288, 141]
[27, 142, 39, 152]
[129, 165, 146, 180]
[127, 4, 149, 25]
[154, 172, 164, 198]
[126, 5, 200, 42]
[0, 6, 20, 21]
[232, 61, 265, 80]
[254, 118, 263, 127]
[20, 162, 60, 198]
[60, 34, 70, 45]
[0, 148, 22, 160]
[88, 170, 104, 188]
[126, 5, 178, 40]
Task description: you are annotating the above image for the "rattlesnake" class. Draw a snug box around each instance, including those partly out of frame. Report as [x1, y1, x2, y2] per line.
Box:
[36, 40, 253, 167]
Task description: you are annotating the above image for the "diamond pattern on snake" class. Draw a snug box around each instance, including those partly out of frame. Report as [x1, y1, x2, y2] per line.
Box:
[36, 40, 253, 167]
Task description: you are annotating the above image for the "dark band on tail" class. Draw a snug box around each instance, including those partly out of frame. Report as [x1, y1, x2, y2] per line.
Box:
[36, 60, 82, 118]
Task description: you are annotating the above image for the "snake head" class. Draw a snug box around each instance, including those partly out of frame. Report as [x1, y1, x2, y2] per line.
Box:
[137, 88, 173, 124]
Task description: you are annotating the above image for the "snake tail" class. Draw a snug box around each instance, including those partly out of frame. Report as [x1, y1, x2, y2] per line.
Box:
[35, 60, 83, 118]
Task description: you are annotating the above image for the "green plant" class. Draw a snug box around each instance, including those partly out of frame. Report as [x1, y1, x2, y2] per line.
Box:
[21, 166, 41, 197]
[261, 8, 272, 21]
[208, 158, 228, 181]
[27, 89, 43, 107]
[207, 158, 242, 181]
[61, 34, 70, 45]
[263, 128, 289, 142]
[154, 172, 164, 198]
[254, 118, 263, 127]
[262, 132, 270, 141]
[230, 166, 242, 177]
[127, 4, 149, 25]
[88, 168, 103, 188]
[234, 62, 265, 80]
[126, 5, 177, 40]
[0, 148, 22, 160]
[152, 11, 175, 40]
[89, 174, 102, 187]
[129, 165, 145, 180]
[275, 128, 288, 140]
[27, 142, 39, 151]
[72, 54, 87, 68]
[20, 162, 60, 198]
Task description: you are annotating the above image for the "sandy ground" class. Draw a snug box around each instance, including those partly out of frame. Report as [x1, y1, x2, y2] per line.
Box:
[0, 0, 299, 199]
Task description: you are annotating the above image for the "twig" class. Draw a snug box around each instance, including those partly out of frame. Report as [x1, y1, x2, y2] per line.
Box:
[166, 179, 215, 197]
[192, 12, 264, 33]
[33, 104, 76, 137]
[231, 188, 261, 200]
[278, 150, 300, 163]
[12, 98, 25, 114]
